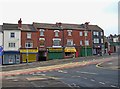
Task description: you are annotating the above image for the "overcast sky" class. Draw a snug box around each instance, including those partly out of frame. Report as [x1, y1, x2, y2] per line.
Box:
[0, 0, 119, 36]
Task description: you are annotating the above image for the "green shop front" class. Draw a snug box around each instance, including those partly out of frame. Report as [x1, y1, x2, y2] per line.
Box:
[47, 47, 64, 60]
[80, 46, 92, 57]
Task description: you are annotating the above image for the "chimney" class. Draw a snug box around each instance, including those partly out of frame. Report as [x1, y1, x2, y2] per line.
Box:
[56, 22, 62, 27]
[84, 22, 90, 28]
[18, 18, 22, 28]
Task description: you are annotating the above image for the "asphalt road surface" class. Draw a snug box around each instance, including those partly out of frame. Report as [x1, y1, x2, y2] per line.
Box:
[1, 54, 120, 89]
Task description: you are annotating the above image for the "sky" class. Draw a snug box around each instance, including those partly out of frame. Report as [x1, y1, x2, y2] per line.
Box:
[0, 0, 119, 36]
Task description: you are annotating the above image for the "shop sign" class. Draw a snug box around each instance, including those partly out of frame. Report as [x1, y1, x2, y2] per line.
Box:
[48, 48, 63, 52]
[20, 49, 38, 53]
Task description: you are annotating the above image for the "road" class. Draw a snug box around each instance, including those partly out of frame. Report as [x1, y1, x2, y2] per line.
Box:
[1, 54, 120, 89]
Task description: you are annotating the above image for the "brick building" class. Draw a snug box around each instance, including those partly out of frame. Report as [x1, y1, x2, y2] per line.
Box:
[19, 19, 38, 63]
[33, 22, 93, 60]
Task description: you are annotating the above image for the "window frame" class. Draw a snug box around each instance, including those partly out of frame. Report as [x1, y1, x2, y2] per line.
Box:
[25, 42, 33, 48]
[10, 32, 15, 38]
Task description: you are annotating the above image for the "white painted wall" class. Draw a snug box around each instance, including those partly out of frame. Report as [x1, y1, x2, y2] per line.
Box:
[3, 30, 21, 51]
[0, 32, 3, 47]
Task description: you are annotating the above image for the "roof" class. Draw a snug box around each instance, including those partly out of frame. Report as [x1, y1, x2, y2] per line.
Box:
[3, 23, 36, 31]
[3, 23, 19, 30]
[87, 25, 103, 31]
[21, 24, 36, 31]
[0, 25, 2, 32]
[33, 22, 84, 30]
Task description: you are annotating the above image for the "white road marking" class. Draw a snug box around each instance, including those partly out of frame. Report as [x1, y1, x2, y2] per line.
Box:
[81, 72, 97, 75]
[58, 70, 67, 73]
[90, 79, 95, 82]
[83, 77, 87, 79]
[76, 71, 80, 73]
[99, 82, 105, 85]
[111, 85, 117, 87]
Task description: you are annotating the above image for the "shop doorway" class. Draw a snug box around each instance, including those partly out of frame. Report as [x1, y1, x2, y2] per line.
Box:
[38, 51, 46, 61]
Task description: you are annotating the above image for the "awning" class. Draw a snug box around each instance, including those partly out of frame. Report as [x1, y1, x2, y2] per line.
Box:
[64, 47, 76, 52]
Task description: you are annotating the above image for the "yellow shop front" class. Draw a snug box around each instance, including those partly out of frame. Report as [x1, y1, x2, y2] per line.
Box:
[20, 49, 38, 63]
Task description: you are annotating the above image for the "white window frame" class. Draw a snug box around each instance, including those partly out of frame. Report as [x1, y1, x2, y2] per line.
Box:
[93, 31, 99, 36]
[54, 30, 60, 37]
[84, 31, 88, 36]
[67, 30, 72, 36]
[39, 38, 45, 47]
[94, 38, 99, 43]
[80, 40, 83, 46]
[85, 40, 89, 46]
[79, 31, 83, 36]
[52, 38, 61, 47]
[67, 39, 73, 46]
[25, 42, 33, 48]
[101, 39, 103, 43]
[101, 32, 103, 36]
[10, 32, 15, 38]
[27, 32, 31, 39]
[9, 43, 15, 48]
[40, 29, 45, 36]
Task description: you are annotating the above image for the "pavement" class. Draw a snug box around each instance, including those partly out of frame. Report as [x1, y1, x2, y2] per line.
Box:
[1, 53, 118, 77]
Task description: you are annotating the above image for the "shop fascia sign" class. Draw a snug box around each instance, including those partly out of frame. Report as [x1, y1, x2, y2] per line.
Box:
[20, 49, 38, 53]
[48, 48, 63, 52]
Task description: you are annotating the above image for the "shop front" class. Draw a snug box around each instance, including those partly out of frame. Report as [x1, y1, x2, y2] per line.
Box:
[3, 51, 20, 65]
[64, 47, 76, 58]
[20, 49, 38, 63]
[47, 47, 63, 60]
[0, 46, 3, 64]
[80, 46, 92, 57]
[38, 48, 47, 61]
[93, 45, 102, 55]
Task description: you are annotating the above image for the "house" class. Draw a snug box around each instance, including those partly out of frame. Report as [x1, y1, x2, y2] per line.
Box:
[33, 22, 93, 60]
[2, 23, 21, 64]
[87, 24, 104, 55]
[105, 34, 120, 53]
[19, 19, 38, 63]
[0, 25, 3, 64]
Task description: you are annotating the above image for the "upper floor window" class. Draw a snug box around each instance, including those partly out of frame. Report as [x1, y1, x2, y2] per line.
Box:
[80, 40, 83, 46]
[93, 31, 99, 36]
[53, 38, 61, 46]
[84, 31, 88, 36]
[101, 32, 103, 36]
[94, 38, 99, 43]
[40, 29, 45, 36]
[27, 33, 31, 39]
[67, 39, 73, 46]
[25, 42, 33, 48]
[10, 32, 15, 38]
[101, 39, 103, 43]
[54, 30, 59, 37]
[9, 43, 15, 47]
[79, 31, 83, 36]
[67, 30, 72, 36]
[85, 40, 89, 46]
[39, 38, 45, 47]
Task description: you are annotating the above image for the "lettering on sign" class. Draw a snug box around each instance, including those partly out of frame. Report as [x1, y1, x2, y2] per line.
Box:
[20, 49, 38, 53]
[48, 48, 63, 52]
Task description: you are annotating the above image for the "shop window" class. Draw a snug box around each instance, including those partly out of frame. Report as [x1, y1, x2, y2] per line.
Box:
[9, 43, 15, 47]
[27, 33, 31, 39]
[39, 38, 45, 47]
[25, 42, 33, 48]
[10, 32, 15, 38]
[67, 39, 73, 46]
